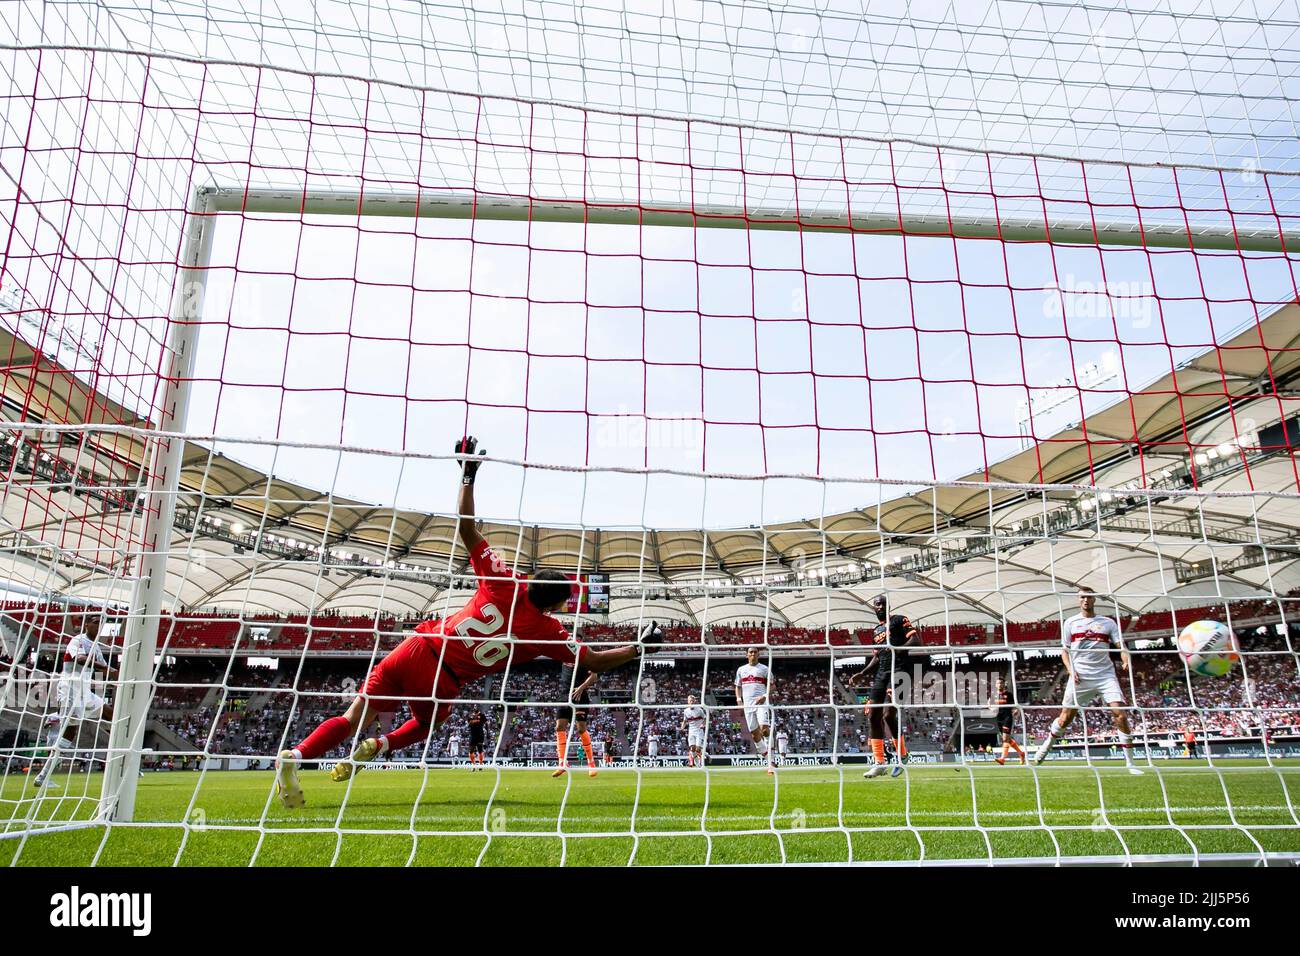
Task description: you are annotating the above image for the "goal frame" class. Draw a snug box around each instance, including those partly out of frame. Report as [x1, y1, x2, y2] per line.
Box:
[98, 189, 216, 822]
[208, 187, 1300, 253]
[92, 180, 1298, 848]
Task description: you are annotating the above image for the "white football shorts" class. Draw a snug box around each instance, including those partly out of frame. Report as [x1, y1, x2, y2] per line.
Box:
[1062, 671, 1126, 708]
[56, 675, 105, 722]
[743, 704, 770, 732]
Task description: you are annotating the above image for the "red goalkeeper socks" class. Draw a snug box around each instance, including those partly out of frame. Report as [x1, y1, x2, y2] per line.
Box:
[556, 730, 569, 766]
[380, 718, 429, 753]
[580, 731, 595, 767]
[295, 716, 353, 760]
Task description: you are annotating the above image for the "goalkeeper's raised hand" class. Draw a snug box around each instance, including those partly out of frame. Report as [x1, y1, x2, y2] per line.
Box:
[455, 435, 486, 484]
[638, 621, 664, 654]
[454, 436, 487, 551]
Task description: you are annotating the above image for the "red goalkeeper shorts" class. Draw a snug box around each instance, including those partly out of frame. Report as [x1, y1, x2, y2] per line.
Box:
[362, 634, 458, 728]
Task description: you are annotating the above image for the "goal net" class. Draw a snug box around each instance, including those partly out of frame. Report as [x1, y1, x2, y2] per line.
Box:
[2, 2, 1299, 866]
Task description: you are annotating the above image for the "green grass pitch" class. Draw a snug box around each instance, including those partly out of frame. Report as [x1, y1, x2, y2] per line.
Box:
[5, 761, 1299, 866]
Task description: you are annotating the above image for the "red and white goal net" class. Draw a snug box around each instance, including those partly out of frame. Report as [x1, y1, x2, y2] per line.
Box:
[1, 9, 1299, 865]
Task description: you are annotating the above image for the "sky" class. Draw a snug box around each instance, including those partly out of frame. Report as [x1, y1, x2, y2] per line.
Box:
[178, 208, 1300, 531]
[2, 0, 1299, 535]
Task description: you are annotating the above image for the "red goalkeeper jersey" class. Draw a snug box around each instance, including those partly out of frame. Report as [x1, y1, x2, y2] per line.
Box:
[415, 539, 586, 682]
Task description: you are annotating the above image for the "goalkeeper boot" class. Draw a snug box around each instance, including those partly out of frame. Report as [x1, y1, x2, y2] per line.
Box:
[331, 737, 380, 782]
[863, 763, 890, 779]
[275, 750, 306, 808]
[552, 764, 568, 778]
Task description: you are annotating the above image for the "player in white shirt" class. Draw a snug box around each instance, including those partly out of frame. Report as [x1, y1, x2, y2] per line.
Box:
[646, 731, 660, 765]
[33, 615, 117, 789]
[447, 732, 461, 759]
[734, 647, 775, 775]
[1032, 588, 1142, 774]
[775, 729, 789, 765]
[680, 695, 707, 767]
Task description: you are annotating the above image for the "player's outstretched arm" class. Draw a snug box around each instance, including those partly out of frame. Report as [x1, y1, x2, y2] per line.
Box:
[583, 644, 640, 673]
[454, 435, 486, 552]
[859, 650, 881, 678]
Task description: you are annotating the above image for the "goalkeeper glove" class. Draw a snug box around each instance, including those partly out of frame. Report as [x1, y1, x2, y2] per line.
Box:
[638, 621, 663, 654]
[455, 435, 486, 484]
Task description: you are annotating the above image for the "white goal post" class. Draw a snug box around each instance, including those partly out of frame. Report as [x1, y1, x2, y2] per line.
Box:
[99, 191, 217, 823]
[209, 186, 1300, 253]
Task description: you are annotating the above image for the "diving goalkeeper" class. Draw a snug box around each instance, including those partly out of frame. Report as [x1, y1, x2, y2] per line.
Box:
[274, 436, 655, 807]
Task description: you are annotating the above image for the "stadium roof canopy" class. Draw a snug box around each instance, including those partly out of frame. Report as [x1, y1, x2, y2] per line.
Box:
[2, 304, 1297, 629]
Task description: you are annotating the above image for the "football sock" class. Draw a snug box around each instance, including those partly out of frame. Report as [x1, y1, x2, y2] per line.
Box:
[1001, 741, 1009, 760]
[1009, 738, 1024, 755]
[295, 715, 354, 760]
[1034, 719, 1065, 761]
[871, 738, 887, 764]
[1118, 731, 1135, 764]
[36, 730, 63, 782]
[896, 733, 908, 759]
[556, 730, 569, 766]
[380, 718, 429, 753]
[579, 731, 595, 767]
